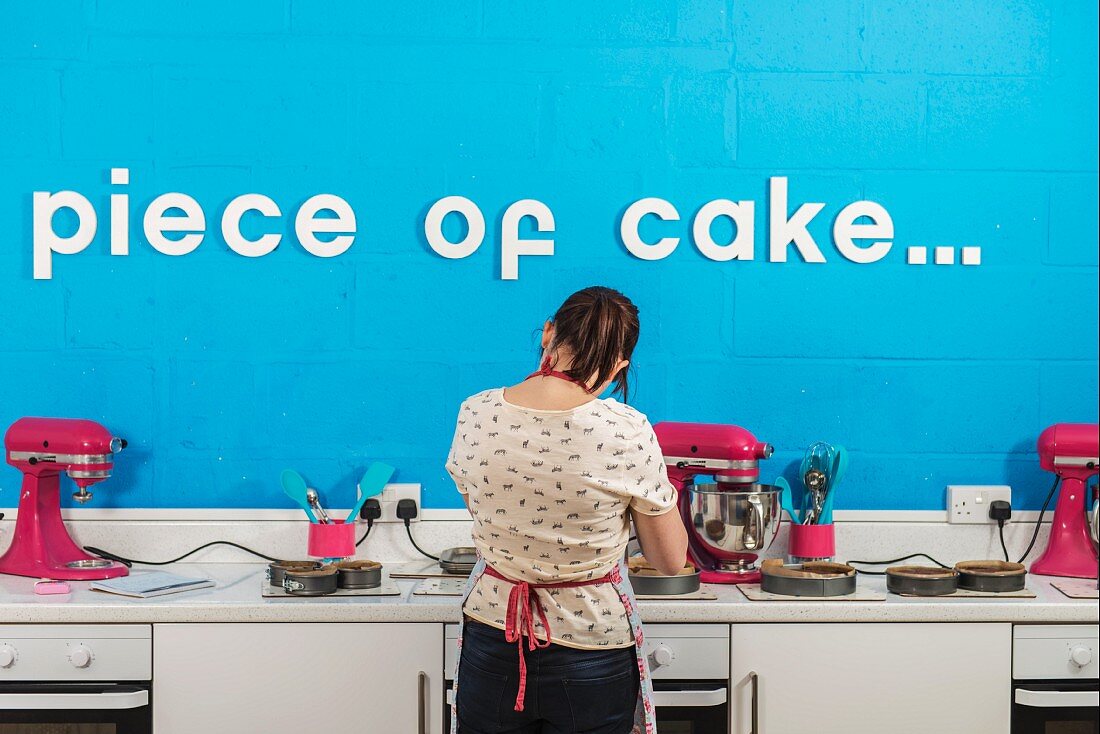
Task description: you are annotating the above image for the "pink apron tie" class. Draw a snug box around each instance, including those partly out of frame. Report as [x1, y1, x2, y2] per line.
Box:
[482, 563, 619, 712]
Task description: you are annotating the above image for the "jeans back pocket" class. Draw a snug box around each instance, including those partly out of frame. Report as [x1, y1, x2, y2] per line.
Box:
[563, 668, 638, 734]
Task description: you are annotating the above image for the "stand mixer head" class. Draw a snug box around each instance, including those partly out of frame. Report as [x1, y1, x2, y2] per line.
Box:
[654, 422, 781, 584]
[1030, 423, 1099, 579]
[1, 417, 129, 580]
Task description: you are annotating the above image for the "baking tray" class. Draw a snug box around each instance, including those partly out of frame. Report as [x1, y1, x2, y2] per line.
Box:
[389, 560, 468, 579]
[260, 577, 402, 598]
[739, 583, 885, 602]
[413, 578, 468, 596]
[896, 586, 1036, 599]
[1050, 579, 1100, 599]
[438, 547, 477, 574]
[635, 589, 717, 601]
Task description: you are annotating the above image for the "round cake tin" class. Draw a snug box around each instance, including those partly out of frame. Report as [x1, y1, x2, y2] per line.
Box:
[627, 567, 701, 595]
[268, 560, 322, 587]
[955, 560, 1027, 593]
[334, 559, 383, 589]
[760, 561, 857, 597]
[282, 567, 338, 596]
[885, 565, 959, 596]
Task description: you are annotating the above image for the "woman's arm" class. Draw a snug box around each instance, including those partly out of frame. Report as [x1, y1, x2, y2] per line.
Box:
[630, 507, 688, 577]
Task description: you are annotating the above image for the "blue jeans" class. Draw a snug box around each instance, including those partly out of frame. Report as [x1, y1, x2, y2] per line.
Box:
[457, 620, 639, 734]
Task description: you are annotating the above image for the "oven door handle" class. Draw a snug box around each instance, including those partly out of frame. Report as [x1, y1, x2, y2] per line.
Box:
[652, 688, 727, 708]
[1014, 688, 1099, 708]
[0, 690, 149, 710]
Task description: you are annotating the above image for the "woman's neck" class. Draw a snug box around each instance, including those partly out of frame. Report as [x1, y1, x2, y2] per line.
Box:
[504, 366, 597, 411]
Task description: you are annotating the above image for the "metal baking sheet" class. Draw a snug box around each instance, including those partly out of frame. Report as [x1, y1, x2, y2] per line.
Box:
[739, 583, 885, 602]
[898, 586, 1036, 599]
[1050, 579, 1099, 599]
[635, 589, 717, 601]
[413, 578, 468, 596]
[389, 560, 470, 579]
[261, 577, 402, 598]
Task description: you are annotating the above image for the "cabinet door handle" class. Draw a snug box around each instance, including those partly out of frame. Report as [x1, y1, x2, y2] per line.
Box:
[748, 671, 759, 734]
[418, 671, 428, 734]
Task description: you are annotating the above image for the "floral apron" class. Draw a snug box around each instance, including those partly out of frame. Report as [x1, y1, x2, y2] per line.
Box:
[450, 557, 657, 734]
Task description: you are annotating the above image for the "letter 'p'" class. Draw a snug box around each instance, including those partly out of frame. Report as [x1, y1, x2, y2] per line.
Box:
[33, 191, 98, 280]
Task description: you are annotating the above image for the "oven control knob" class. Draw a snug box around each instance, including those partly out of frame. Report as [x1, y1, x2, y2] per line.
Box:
[649, 645, 674, 669]
[69, 646, 92, 668]
[0, 645, 15, 668]
[1070, 646, 1092, 667]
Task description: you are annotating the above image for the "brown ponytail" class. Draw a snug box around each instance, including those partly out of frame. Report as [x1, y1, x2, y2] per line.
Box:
[545, 286, 640, 402]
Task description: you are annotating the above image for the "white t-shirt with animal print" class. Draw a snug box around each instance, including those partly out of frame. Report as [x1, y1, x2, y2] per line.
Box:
[446, 387, 677, 650]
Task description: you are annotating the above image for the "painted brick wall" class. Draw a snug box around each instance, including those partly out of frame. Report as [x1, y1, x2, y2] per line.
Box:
[1, 1, 1096, 511]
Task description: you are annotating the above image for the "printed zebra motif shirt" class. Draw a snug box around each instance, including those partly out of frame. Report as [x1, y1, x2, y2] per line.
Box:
[446, 387, 677, 649]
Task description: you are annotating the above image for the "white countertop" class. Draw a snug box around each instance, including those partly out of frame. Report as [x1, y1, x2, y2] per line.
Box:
[2, 563, 1095, 625]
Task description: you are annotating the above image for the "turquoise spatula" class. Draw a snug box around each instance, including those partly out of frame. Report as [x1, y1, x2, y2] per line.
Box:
[346, 462, 396, 522]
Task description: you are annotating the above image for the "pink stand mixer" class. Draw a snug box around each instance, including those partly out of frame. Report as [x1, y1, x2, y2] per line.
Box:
[1030, 423, 1099, 579]
[654, 422, 782, 584]
[1, 417, 130, 580]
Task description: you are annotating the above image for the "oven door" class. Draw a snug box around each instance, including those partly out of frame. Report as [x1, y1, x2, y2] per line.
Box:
[1012, 679, 1099, 734]
[0, 682, 152, 734]
[652, 681, 729, 734]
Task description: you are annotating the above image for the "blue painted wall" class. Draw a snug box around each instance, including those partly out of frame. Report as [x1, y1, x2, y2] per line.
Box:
[1, 1, 1097, 511]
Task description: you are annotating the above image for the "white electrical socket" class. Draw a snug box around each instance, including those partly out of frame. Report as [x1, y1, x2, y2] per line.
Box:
[372, 482, 421, 523]
[947, 485, 1012, 524]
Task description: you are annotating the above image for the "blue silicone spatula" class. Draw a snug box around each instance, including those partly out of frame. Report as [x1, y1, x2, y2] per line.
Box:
[775, 476, 800, 524]
[280, 469, 318, 523]
[346, 462, 396, 522]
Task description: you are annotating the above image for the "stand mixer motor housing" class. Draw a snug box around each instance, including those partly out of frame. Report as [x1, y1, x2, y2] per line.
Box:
[1, 417, 129, 580]
[654, 422, 781, 584]
[1030, 422, 1099, 579]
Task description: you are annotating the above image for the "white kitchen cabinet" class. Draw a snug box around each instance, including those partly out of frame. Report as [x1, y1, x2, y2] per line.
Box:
[730, 623, 1011, 734]
[153, 623, 443, 734]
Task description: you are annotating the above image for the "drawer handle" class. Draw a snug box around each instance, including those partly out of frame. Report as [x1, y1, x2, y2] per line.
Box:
[418, 671, 428, 734]
[749, 671, 759, 734]
[1015, 688, 1099, 708]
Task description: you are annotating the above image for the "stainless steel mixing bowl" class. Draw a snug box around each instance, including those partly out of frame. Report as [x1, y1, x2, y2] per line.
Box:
[688, 483, 782, 561]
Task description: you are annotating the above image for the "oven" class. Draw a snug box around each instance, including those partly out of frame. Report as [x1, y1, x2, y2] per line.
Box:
[445, 623, 729, 733]
[0, 625, 152, 734]
[1013, 624, 1098, 734]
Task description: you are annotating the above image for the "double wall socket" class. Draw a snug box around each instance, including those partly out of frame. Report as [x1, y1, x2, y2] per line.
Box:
[947, 485, 1012, 524]
[373, 483, 421, 523]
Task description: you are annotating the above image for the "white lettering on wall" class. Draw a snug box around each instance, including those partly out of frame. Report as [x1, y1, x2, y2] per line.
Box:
[32, 191, 98, 280]
[620, 198, 680, 260]
[223, 194, 283, 257]
[769, 176, 826, 263]
[295, 194, 356, 258]
[424, 196, 485, 259]
[833, 201, 893, 263]
[501, 199, 554, 281]
[692, 199, 755, 261]
[110, 168, 129, 256]
[144, 193, 206, 256]
[27, 168, 984, 279]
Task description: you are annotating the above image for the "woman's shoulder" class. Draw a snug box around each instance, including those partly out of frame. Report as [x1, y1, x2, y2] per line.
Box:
[458, 388, 503, 410]
[593, 398, 651, 429]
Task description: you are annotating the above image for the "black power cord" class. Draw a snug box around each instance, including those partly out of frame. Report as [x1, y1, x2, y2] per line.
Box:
[84, 540, 281, 566]
[85, 498, 387, 565]
[356, 498, 382, 547]
[846, 553, 952, 575]
[398, 498, 440, 561]
[1017, 475, 1060, 564]
[989, 500, 1012, 562]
